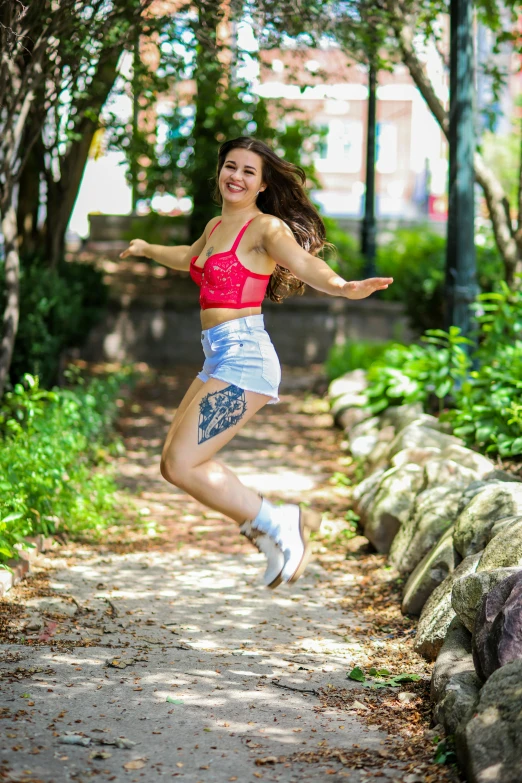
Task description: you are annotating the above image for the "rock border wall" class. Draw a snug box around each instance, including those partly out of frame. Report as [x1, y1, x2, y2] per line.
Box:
[328, 370, 522, 783]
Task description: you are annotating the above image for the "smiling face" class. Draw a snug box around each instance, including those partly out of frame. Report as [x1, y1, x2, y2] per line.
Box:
[218, 147, 266, 206]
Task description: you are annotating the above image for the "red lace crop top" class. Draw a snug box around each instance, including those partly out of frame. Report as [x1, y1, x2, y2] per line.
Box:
[189, 219, 271, 310]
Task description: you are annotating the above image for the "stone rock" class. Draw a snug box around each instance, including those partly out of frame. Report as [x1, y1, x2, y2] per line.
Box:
[25, 597, 78, 617]
[451, 567, 522, 634]
[379, 403, 423, 433]
[477, 517, 522, 571]
[352, 468, 386, 524]
[472, 570, 522, 682]
[454, 484, 522, 558]
[423, 459, 479, 490]
[456, 658, 522, 783]
[363, 464, 425, 553]
[402, 527, 461, 615]
[387, 423, 463, 460]
[437, 445, 495, 477]
[349, 416, 381, 441]
[482, 469, 522, 483]
[489, 515, 521, 540]
[391, 447, 442, 469]
[388, 482, 464, 575]
[413, 553, 481, 661]
[430, 617, 482, 735]
[348, 416, 381, 459]
[366, 440, 393, 472]
[330, 394, 369, 428]
[337, 406, 372, 434]
[328, 369, 368, 402]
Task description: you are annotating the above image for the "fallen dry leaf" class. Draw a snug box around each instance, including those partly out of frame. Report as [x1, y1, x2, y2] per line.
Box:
[123, 758, 147, 771]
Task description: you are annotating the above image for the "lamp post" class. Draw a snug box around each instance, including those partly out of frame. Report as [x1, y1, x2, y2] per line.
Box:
[444, 0, 478, 336]
[361, 61, 377, 277]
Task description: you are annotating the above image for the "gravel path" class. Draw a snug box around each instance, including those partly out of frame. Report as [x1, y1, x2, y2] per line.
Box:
[0, 366, 460, 783]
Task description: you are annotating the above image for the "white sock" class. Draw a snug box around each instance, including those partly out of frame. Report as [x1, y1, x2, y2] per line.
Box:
[252, 497, 278, 537]
[252, 498, 300, 544]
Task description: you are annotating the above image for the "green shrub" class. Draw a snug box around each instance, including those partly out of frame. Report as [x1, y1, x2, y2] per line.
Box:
[443, 341, 522, 456]
[325, 339, 395, 381]
[375, 226, 504, 333]
[356, 284, 522, 457]
[1, 255, 108, 388]
[365, 327, 472, 414]
[0, 368, 134, 565]
[441, 284, 522, 456]
[323, 221, 504, 335]
[123, 213, 187, 245]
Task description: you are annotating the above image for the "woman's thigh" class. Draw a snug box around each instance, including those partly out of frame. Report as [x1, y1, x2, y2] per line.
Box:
[163, 378, 271, 470]
[161, 376, 204, 460]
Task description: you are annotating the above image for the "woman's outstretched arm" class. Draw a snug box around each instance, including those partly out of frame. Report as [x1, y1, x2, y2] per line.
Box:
[120, 236, 203, 271]
[119, 217, 220, 271]
[260, 216, 393, 299]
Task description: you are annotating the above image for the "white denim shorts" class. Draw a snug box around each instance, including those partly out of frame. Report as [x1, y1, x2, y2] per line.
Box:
[197, 314, 281, 404]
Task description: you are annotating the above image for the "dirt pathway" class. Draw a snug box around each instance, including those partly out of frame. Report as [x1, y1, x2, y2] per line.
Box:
[0, 366, 460, 783]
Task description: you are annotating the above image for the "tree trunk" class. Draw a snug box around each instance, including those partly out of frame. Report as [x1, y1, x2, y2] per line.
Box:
[17, 137, 45, 257]
[44, 46, 121, 266]
[0, 188, 21, 397]
[189, 2, 227, 240]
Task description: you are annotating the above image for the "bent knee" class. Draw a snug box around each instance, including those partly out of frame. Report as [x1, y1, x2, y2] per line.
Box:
[160, 451, 191, 487]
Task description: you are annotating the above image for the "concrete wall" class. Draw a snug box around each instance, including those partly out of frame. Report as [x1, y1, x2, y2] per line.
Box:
[82, 290, 414, 367]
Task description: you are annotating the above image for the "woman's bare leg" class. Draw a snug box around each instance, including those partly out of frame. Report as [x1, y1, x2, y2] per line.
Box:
[160, 378, 271, 523]
[162, 376, 204, 457]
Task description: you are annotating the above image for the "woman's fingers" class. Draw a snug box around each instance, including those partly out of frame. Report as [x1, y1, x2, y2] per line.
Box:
[119, 239, 141, 259]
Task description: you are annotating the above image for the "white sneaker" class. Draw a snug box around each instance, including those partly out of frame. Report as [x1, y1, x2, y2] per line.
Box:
[240, 520, 285, 589]
[270, 506, 322, 584]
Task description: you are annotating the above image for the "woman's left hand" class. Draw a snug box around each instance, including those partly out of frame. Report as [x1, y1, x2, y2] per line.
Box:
[342, 277, 394, 299]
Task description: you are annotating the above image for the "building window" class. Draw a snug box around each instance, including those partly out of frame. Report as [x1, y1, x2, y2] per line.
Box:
[327, 119, 362, 172]
[376, 122, 398, 173]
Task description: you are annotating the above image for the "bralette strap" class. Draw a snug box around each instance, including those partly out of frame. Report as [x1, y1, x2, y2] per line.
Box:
[231, 218, 255, 252]
[208, 220, 221, 239]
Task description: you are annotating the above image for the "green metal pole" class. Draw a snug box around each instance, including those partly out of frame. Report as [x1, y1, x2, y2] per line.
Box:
[361, 62, 377, 277]
[445, 0, 477, 335]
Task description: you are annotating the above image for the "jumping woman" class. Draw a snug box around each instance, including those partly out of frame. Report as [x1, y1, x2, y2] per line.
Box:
[120, 136, 393, 589]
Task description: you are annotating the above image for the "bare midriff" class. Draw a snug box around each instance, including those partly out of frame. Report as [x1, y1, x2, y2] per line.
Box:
[200, 305, 263, 331]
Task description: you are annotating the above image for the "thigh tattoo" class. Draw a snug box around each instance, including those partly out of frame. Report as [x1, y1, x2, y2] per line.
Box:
[198, 384, 247, 444]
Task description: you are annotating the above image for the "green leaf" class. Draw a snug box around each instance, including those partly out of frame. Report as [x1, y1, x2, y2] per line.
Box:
[390, 673, 421, 683]
[166, 696, 184, 704]
[347, 666, 366, 682]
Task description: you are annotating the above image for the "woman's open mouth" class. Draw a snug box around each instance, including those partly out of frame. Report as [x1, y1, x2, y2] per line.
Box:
[226, 183, 245, 193]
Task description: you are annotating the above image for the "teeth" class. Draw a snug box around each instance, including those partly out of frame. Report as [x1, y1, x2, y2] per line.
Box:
[228, 184, 243, 191]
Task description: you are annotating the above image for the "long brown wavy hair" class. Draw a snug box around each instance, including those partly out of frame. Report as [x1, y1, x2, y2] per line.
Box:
[213, 136, 327, 303]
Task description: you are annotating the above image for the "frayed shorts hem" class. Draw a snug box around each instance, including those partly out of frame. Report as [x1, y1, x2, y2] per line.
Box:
[196, 370, 279, 404]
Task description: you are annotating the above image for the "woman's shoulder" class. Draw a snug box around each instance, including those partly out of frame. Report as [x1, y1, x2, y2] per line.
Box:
[254, 213, 293, 237]
[204, 216, 222, 237]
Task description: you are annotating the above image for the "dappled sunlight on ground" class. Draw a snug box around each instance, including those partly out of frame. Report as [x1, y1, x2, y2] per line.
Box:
[0, 365, 461, 783]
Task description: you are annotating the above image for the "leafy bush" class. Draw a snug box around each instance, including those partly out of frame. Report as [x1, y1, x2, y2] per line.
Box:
[0, 368, 134, 565]
[353, 284, 522, 457]
[325, 339, 395, 381]
[443, 341, 522, 456]
[1, 255, 108, 388]
[323, 222, 504, 334]
[375, 226, 504, 333]
[364, 327, 472, 414]
[441, 284, 522, 456]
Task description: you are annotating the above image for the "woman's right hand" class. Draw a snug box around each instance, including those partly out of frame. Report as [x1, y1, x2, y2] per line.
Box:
[119, 238, 152, 259]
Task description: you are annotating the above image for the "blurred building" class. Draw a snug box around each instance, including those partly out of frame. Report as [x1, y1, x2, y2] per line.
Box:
[257, 46, 449, 221]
